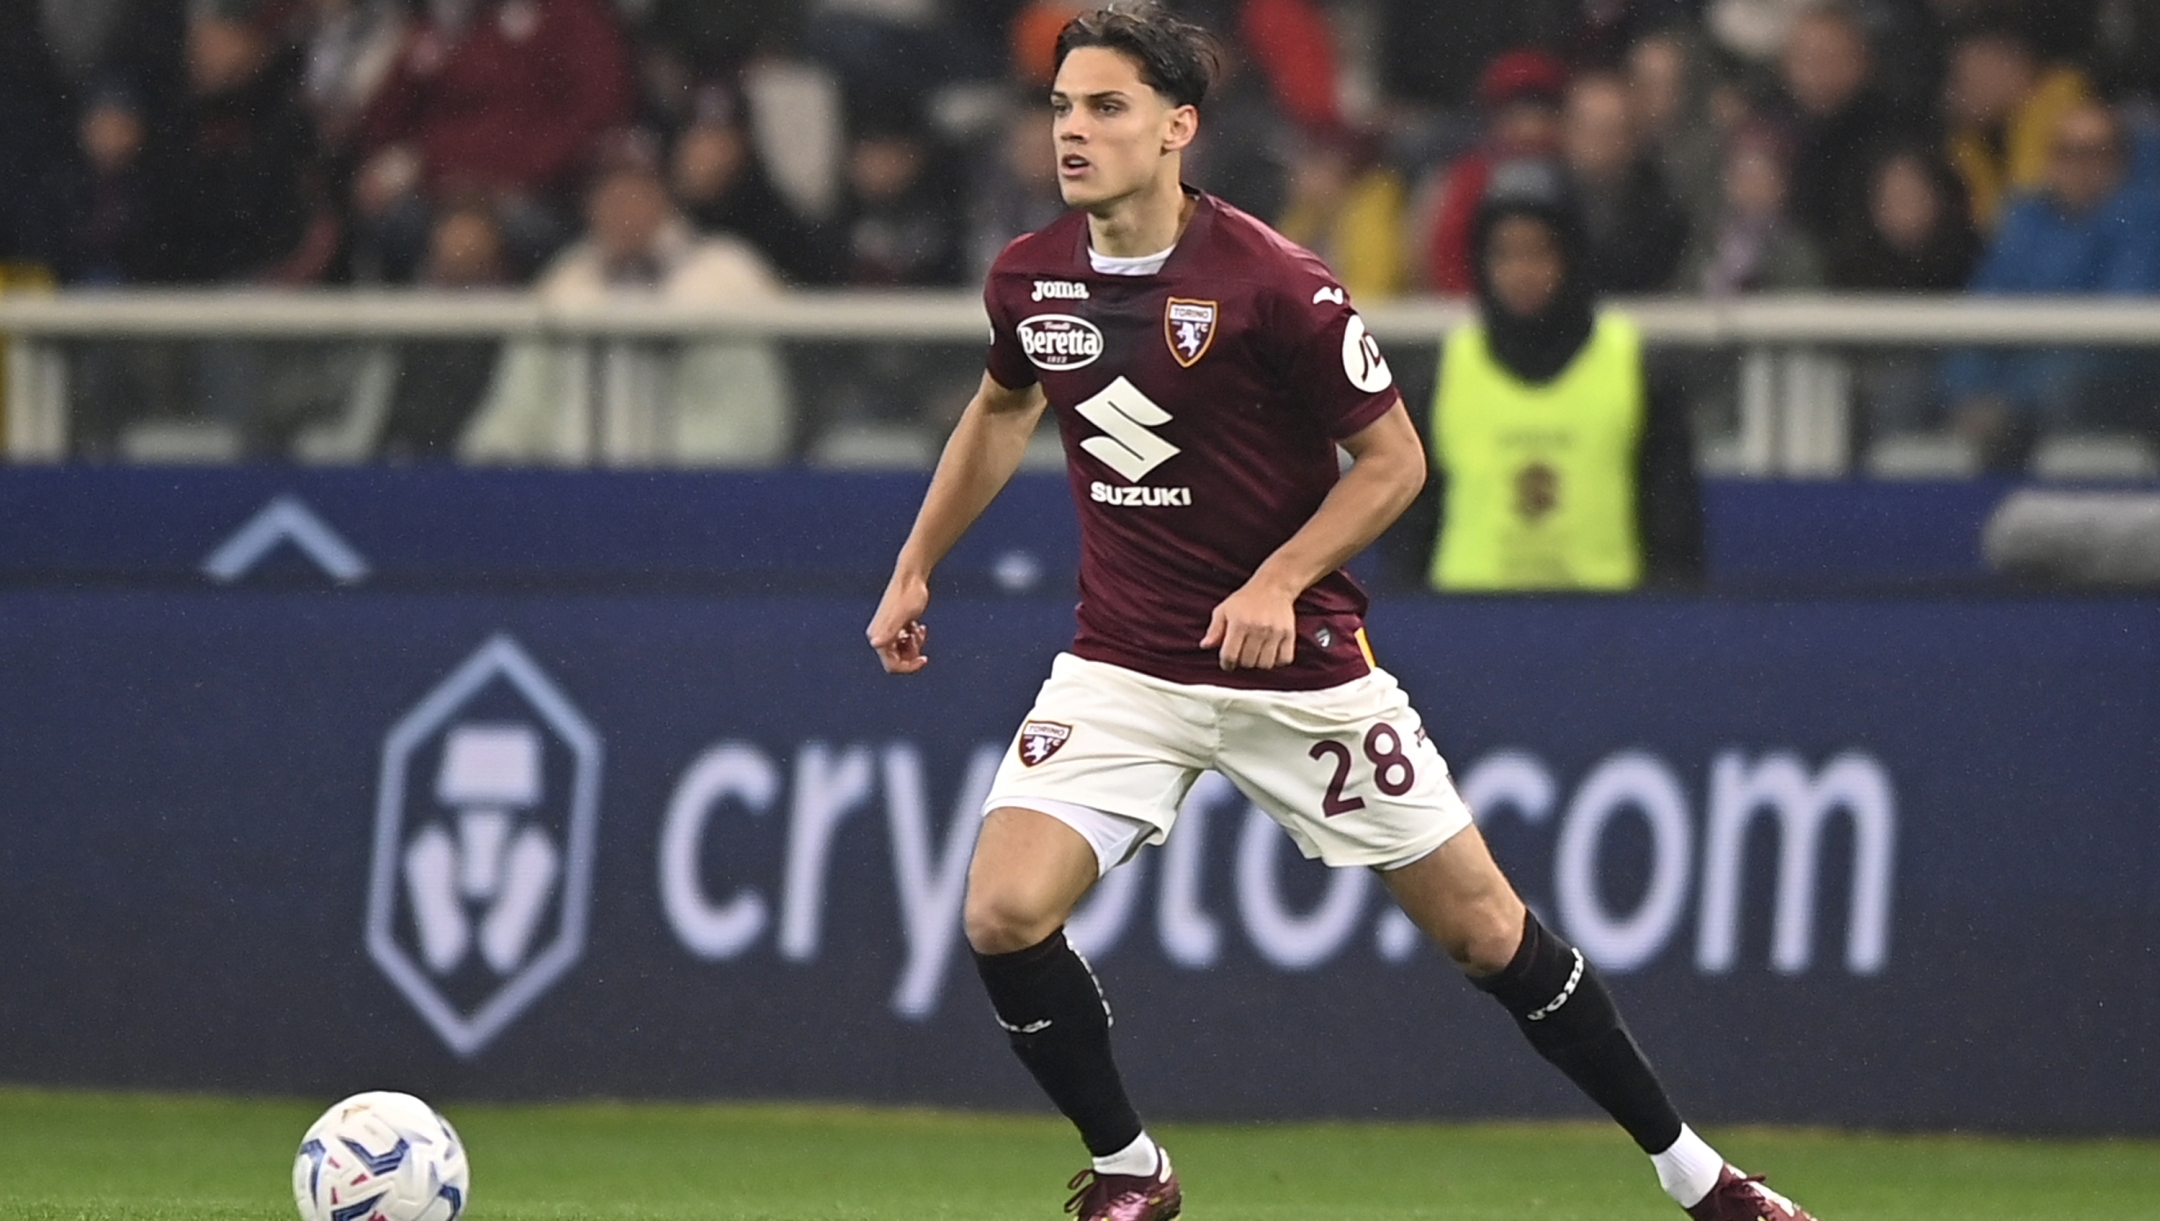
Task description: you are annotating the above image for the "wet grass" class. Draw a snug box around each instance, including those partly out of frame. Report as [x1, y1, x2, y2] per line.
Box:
[1, 1086, 2153, 1219]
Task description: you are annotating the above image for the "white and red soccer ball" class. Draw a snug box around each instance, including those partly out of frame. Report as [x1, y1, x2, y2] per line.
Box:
[293, 1091, 469, 1221]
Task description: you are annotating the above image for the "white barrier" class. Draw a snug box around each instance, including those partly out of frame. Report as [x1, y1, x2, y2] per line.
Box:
[7, 291, 2160, 471]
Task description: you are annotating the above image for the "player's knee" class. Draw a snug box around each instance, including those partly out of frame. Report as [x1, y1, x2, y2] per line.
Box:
[1450, 894, 1528, 978]
[963, 882, 1066, 955]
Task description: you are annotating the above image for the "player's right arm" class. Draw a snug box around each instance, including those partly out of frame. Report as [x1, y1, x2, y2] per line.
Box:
[867, 372, 1049, 674]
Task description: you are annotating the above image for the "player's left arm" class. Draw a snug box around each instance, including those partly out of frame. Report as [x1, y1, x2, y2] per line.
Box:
[1201, 399, 1426, 670]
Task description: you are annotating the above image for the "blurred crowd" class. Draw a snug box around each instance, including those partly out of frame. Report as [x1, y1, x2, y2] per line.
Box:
[7, 0, 2160, 299]
[4, 0, 2160, 464]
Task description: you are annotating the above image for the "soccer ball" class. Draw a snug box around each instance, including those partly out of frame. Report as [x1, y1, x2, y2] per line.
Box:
[293, 1091, 470, 1221]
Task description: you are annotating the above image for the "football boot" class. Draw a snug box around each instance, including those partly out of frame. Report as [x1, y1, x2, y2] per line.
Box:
[1063, 1151, 1181, 1221]
[1685, 1164, 1817, 1221]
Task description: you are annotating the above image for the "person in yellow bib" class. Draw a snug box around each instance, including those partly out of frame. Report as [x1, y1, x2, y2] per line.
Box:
[1421, 158, 1702, 592]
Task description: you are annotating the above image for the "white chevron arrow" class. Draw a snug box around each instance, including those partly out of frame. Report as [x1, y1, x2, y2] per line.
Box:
[201, 494, 371, 585]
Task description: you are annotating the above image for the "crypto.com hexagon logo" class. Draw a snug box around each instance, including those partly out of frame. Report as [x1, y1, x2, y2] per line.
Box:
[367, 635, 602, 1057]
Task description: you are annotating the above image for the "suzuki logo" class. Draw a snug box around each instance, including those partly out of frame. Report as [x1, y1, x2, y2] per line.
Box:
[1075, 376, 1180, 483]
[367, 635, 603, 1057]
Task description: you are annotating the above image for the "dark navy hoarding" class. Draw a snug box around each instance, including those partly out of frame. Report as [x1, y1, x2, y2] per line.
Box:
[2, 583, 2154, 1132]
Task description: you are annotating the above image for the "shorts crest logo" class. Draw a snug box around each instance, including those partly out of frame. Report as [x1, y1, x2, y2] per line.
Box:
[1017, 720, 1073, 766]
[367, 634, 603, 1058]
[1165, 298, 1218, 367]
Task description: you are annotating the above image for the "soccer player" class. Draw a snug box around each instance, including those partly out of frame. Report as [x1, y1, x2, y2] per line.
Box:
[865, 7, 1819, 1221]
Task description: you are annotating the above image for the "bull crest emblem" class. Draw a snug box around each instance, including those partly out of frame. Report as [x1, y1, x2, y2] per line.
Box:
[1165, 298, 1219, 368]
[1017, 720, 1073, 766]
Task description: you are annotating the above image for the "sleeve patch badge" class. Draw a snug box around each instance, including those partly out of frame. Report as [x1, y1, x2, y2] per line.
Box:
[1165, 298, 1219, 368]
[1341, 312, 1393, 392]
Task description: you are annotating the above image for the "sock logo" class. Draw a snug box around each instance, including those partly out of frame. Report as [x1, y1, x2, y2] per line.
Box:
[996, 1016, 1053, 1034]
[1526, 948, 1585, 1022]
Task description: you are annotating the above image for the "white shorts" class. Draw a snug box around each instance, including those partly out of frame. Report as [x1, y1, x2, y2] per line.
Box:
[983, 653, 1473, 875]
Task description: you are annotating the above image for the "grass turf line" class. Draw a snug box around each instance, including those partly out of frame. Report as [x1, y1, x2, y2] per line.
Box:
[1, 1087, 2155, 1220]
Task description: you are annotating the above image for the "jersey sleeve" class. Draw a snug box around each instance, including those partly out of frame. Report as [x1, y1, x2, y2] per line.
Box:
[1270, 270, 1400, 439]
[982, 259, 1039, 391]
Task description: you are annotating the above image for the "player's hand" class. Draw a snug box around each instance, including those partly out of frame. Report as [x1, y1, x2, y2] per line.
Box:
[1201, 579, 1298, 671]
[867, 571, 932, 674]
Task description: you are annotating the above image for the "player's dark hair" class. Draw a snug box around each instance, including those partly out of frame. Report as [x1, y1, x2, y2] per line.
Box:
[1054, 3, 1221, 110]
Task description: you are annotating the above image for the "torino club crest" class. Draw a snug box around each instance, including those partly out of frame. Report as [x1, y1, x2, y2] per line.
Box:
[1165, 298, 1218, 367]
[1017, 720, 1072, 766]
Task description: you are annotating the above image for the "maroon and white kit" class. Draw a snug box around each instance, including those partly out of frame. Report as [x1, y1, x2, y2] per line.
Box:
[979, 190, 1469, 873]
[984, 190, 1401, 691]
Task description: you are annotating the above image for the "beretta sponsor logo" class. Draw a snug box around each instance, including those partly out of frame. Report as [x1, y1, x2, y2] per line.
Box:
[1017, 313, 1105, 371]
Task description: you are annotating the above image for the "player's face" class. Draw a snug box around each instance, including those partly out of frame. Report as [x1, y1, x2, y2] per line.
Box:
[1485, 214, 1566, 319]
[1050, 46, 1197, 211]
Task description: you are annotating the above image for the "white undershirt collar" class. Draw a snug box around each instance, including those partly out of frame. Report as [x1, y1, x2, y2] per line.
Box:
[1088, 243, 1175, 276]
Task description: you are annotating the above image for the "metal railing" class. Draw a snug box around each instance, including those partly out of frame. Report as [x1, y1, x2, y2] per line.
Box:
[8, 291, 2160, 473]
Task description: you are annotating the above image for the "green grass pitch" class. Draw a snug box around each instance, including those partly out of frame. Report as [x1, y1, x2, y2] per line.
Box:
[3, 1087, 2154, 1220]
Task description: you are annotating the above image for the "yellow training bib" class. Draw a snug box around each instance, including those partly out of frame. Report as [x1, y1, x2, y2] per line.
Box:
[1429, 312, 1645, 591]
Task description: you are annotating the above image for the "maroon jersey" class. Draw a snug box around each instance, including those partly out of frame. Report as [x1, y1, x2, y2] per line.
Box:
[983, 191, 1401, 690]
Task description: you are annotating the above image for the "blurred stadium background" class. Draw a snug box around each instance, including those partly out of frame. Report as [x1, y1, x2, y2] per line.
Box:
[2, 0, 2159, 1216]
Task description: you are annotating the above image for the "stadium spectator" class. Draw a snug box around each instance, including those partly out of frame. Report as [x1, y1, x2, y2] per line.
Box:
[299, 0, 409, 149]
[1942, 17, 2094, 230]
[965, 99, 1068, 282]
[1826, 142, 1981, 291]
[1569, 0, 1701, 67]
[670, 84, 837, 285]
[1940, 102, 2160, 469]
[1625, 25, 1726, 251]
[0, 0, 70, 266]
[1234, 0, 1341, 131]
[39, 78, 157, 285]
[803, 0, 1002, 99]
[144, 0, 335, 285]
[1682, 123, 1822, 294]
[1275, 125, 1408, 300]
[1011, 2, 1090, 87]
[1424, 49, 1570, 295]
[1706, 0, 1808, 65]
[631, 0, 802, 82]
[1562, 70, 1689, 292]
[373, 197, 512, 459]
[1827, 143, 1983, 442]
[351, 0, 634, 281]
[33, 0, 130, 90]
[463, 130, 794, 464]
[60, 0, 339, 461]
[1178, 32, 1293, 222]
[1777, 2, 1907, 245]
[1372, 0, 1576, 110]
[838, 96, 963, 286]
[1404, 158, 1702, 591]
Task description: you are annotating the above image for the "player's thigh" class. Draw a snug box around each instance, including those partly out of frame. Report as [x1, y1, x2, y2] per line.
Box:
[963, 805, 1104, 954]
[1213, 668, 1472, 869]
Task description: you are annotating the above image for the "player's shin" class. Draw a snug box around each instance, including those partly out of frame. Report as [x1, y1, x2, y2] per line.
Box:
[973, 928, 1151, 1163]
[1471, 910, 1725, 1205]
